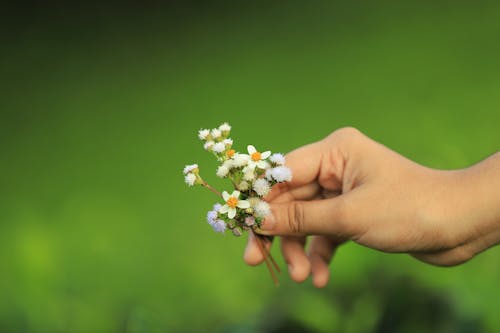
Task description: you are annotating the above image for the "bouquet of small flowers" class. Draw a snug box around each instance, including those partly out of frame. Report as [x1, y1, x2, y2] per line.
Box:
[183, 123, 292, 285]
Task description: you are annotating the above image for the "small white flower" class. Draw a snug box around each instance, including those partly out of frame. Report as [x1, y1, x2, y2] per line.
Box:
[253, 200, 271, 218]
[219, 122, 231, 132]
[198, 129, 210, 140]
[271, 166, 292, 182]
[219, 191, 250, 219]
[265, 168, 273, 181]
[243, 169, 255, 181]
[212, 220, 226, 233]
[183, 164, 198, 175]
[204, 141, 214, 151]
[231, 153, 249, 168]
[216, 165, 230, 178]
[222, 160, 234, 170]
[211, 128, 222, 139]
[212, 142, 226, 153]
[223, 138, 233, 146]
[185, 173, 196, 186]
[270, 153, 285, 165]
[237, 181, 249, 191]
[253, 178, 271, 196]
[247, 145, 271, 169]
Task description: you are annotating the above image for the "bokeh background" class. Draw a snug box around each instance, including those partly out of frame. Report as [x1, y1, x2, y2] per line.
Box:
[1, 1, 499, 332]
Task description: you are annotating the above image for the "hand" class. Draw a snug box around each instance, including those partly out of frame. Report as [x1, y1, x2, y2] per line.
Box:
[243, 127, 500, 287]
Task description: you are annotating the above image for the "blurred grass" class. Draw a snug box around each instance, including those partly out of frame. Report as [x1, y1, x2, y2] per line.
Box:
[1, 1, 499, 332]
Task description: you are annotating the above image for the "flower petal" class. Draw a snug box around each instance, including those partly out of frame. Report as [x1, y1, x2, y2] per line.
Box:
[257, 161, 269, 169]
[219, 205, 229, 213]
[237, 200, 250, 209]
[228, 208, 236, 219]
[261, 151, 271, 159]
[222, 191, 230, 201]
[247, 145, 256, 154]
[231, 190, 240, 198]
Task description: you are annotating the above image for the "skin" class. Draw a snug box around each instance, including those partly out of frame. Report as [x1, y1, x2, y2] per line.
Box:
[243, 127, 500, 288]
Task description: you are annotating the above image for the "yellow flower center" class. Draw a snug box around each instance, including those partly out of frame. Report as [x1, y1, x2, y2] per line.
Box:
[227, 149, 235, 158]
[251, 151, 261, 161]
[227, 197, 239, 208]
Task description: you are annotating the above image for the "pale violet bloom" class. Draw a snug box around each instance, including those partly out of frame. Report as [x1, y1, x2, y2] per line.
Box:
[206, 210, 218, 225]
[245, 216, 255, 226]
[253, 178, 270, 196]
[219, 191, 250, 219]
[185, 173, 196, 186]
[271, 166, 292, 182]
[247, 145, 271, 170]
[212, 220, 227, 233]
[213, 203, 222, 211]
[183, 164, 198, 175]
[269, 153, 285, 165]
[211, 128, 222, 139]
[212, 142, 226, 153]
[219, 122, 231, 132]
[198, 129, 210, 140]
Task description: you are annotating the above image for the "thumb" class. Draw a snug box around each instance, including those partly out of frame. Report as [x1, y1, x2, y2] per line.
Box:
[256, 197, 352, 237]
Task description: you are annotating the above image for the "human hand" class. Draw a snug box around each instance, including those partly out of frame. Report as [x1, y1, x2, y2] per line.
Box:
[243, 127, 500, 287]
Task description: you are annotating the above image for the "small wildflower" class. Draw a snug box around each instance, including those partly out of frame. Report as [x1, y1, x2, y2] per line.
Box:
[219, 191, 250, 219]
[226, 149, 236, 158]
[245, 216, 255, 226]
[270, 153, 285, 165]
[253, 200, 271, 218]
[237, 181, 249, 191]
[211, 128, 222, 139]
[223, 138, 233, 146]
[185, 173, 196, 186]
[212, 220, 227, 233]
[232, 153, 249, 167]
[212, 142, 226, 153]
[219, 122, 231, 132]
[216, 165, 230, 178]
[204, 141, 214, 151]
[247, 145, 271, 170]
[213, 203, 222, 212]
[271, 166, 292, 182]
[183, 164, 199, 175]
[253, 178, 271, 196]
[198, 129, 210, 140]
[207, 210, 218, 225]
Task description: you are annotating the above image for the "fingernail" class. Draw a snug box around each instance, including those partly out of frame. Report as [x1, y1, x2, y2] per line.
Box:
[260, 214, 276, 231]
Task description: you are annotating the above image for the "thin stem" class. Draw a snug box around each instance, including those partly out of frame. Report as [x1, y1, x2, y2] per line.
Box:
[252, 230, 280, 286]
[202, 181, 222, 198]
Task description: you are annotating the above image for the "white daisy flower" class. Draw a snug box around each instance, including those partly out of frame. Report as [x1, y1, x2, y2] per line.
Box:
[247, 145, 271, 169]
[211, 128, 222, 139]
[219, 191, 250, 219]
[183, 164, 198, 175]
[219, 122, 231, 132]
[271, 166, 292, 182]
[212, 142, 226, 153]
[212, 220, 226, 233]
[216, 165, 230, 178]
[253, 178, 271, 196]
[204, 141, 214, 151]
[185, 173, 196, 186]
[270, 153, 285, 165]
[231, 153, 249, 168]
[198, 129, 210, 140]
[253, 199, 271, 218]
[223, 138, 233, 146]
[237, 181, 249, 191]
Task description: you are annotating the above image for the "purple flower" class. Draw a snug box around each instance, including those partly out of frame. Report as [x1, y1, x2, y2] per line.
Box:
[212, 220, 227, 233]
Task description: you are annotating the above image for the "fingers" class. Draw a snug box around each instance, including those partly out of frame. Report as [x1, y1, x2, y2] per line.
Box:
[308, 236, 341, 288]
[265, 140, 327, 202]
[280, 236, 311, 283]
[257, 196, 352, 238]
[243, 232, 273, 266]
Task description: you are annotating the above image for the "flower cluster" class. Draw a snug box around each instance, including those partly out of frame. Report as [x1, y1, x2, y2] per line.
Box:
[184, 123, 292, 237]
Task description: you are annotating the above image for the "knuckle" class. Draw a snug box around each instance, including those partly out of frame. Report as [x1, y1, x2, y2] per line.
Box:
[286, 202, 305, 234]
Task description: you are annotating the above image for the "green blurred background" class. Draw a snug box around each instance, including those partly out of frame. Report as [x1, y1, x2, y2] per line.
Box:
[1, 1, 499, 332]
